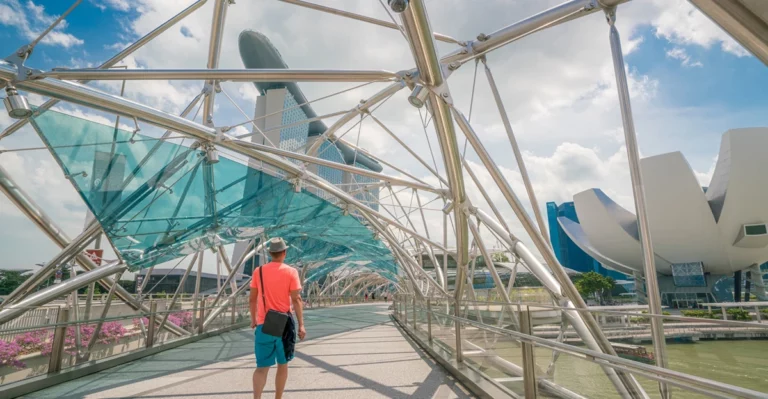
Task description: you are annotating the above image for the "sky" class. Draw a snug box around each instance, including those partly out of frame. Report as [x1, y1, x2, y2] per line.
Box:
[0, 0, 767, 278]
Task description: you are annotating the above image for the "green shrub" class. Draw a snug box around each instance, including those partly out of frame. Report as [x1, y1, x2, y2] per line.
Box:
[727, 308, 752, 321]
[681, 310, 717, 319]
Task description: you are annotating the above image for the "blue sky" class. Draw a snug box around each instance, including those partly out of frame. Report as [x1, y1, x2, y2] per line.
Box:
[0, 0, 766, 272]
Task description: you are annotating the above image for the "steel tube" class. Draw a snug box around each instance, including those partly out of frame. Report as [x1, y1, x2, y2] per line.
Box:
[0, 262, 126, 324]
[157, 252, 199, 336]
[399, 0, 469, 303]
[216, 244, 239, 294]
[203, 280, 251, 327]
[238, 139, 440, 193]
[467, 218, 519, 329]
[441, 0, 601, 65]
[0, 154, 188, 336]
[192, 250, 204, 333]
[446, 311, 766, 399]
[84, 270, 124, 355]
[201, 0, 229, 126]
[0, 0, 208, 140]
[483, 62, 548, 242]
[369, 114, 448, 185]
[146, 301, 157, 348]
[1, 220, 100, 306]
[47, 308, 69, 374]
[454, 108, 646, 397]
[2, 64, 448, 259]
[306, 81, 405, 155]
[606, 9, 668, 398]
[41, 68, 400, 83]
[277, 0, 459, 44]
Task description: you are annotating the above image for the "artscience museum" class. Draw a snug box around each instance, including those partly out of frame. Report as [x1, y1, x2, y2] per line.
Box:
[557, 128, 768, 306]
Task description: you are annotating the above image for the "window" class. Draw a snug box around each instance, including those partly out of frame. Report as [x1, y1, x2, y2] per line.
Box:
[744, 224, 767, 236]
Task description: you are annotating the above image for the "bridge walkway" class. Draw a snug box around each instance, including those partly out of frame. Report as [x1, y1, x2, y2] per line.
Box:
[23, 303, 472, 399]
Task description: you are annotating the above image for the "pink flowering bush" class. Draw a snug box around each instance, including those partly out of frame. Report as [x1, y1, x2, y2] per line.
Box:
[1, 322, 129, 368]
[0, 340, 25, 369]
[132, 311, 194, 331]
[13, 330, 49, 354]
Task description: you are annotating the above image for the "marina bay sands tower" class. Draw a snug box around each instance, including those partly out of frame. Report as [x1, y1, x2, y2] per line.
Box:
[232, 30, 383, 275]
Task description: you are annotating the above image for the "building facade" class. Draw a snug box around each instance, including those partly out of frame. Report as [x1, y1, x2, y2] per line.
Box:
[557, 128, 768, 306]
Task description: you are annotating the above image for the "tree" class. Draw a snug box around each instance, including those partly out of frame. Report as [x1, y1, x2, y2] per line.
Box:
[575, 272, 612, 305]
[0, 270, 31, 295]
[492, 252, 510, 263]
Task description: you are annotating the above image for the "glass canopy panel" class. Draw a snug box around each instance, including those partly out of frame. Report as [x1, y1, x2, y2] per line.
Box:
[30, 109, 397, 279]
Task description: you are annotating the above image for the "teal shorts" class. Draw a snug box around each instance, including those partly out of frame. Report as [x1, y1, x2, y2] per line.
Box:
[254, 325, 287, 368]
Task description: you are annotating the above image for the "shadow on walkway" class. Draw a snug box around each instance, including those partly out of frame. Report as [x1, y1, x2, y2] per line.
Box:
[25, 304, 473, 399]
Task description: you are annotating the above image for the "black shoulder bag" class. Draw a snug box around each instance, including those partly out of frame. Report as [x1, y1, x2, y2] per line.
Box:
[258, 266, 290, 337]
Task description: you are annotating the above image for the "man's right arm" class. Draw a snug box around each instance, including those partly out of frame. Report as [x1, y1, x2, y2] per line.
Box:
[290, 289, 305, 340]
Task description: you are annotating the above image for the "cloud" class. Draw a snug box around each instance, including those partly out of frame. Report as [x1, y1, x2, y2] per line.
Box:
[650, 0, 750, 57]
[0, 0, 84, 48]
[665, 47, 703, 68]
[91, 0, 131, 12]
[0, 0, 761, 270]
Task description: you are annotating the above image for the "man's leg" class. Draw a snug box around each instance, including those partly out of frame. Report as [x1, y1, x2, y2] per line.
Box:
[253, 367, 269, 399]
[275, 363, 289, 399]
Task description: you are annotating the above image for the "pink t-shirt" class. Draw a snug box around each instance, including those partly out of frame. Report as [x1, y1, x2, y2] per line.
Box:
[250, 262, 302, 325]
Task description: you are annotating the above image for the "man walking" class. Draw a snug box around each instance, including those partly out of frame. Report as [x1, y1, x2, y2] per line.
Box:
[250, 237, 306, 399]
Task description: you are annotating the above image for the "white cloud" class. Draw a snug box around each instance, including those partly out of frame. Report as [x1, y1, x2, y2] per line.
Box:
[665, 47, 703, 68]
[650, 0, 750, 57]
[0, 0, 84, 48]
[0, 0, 762, 270]
[91, 0, 131, 12]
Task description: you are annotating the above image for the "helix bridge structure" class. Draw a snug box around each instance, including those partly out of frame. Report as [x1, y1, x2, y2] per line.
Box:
[1, 0, 767, 398]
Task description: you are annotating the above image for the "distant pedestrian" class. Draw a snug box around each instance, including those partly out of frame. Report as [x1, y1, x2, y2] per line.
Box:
[250, 237, 306, 399]
[365, 293, 369, 302]
[372, 292, 376, 301]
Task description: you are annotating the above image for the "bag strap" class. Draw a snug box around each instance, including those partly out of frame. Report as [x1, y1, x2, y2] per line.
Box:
[258, 266, 268, 311]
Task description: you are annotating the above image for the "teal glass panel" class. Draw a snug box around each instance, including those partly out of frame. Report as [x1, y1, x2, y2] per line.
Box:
[30, 109, 397, 279]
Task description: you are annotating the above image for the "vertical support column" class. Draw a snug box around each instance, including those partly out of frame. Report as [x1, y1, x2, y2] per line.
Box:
[201, 0, 229, 127]
[198, 301, 206, 334]
[455, 298, 463, 363]
[404, 295, 409, 325]
[745, 271, 751, 302]
[48, 308, 70, 374]
[146, 301, 157, 348]
[520, 308, 537, 399]
[412, 296, 417, 330]
[605, 7, 668, 398]
[192, 250, 204, 334]
[231, 296, 237, 325]
[427, 299, 433, 343]
[734, 270, 743, 302]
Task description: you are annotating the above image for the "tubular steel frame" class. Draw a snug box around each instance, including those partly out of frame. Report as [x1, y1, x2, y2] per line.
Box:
[3, 0, 759, 397]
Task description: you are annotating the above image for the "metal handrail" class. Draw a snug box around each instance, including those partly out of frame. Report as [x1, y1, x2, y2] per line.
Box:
[449, 299, 768, 330]
[0, 297, 247, 335]
[396, 297, 768, 399]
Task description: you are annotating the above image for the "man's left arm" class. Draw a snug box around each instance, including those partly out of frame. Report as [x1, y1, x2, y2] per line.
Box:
[289, 270, 305, 340]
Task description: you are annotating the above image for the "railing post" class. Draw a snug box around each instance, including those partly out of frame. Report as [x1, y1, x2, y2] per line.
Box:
[198, 300, 206, 334]
[755, 305, 761, 323]
[520, 307, 538, 399]
[146, 301, 157, 348]
[427, 299, 432, 343]
[48, 307, 69, 374]
[404, 296, 409, 325]
[455, 298, 463, 363]
[412, 296, 417, 330]
[231, 296, 237, 325]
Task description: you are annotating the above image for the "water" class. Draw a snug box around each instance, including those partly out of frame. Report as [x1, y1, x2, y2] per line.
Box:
[545, 341, 768, 398]
[469, 339, 768, 398]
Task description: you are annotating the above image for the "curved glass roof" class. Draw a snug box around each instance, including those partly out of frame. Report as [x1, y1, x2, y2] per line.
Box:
[30, 109, 397, 280]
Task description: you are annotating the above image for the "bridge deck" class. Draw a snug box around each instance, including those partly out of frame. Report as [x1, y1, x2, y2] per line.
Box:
[24, 303, 472, 399]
